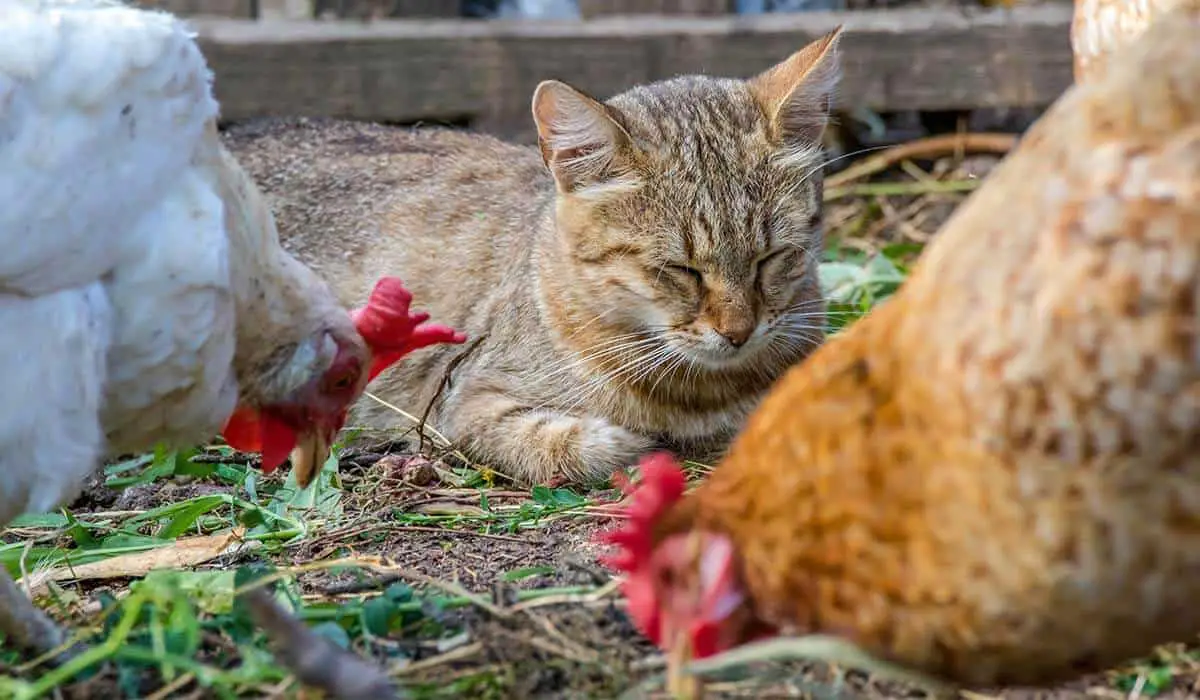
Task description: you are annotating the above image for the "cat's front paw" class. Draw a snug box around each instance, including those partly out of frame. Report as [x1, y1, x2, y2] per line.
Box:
[574, 416, 656, 482]
[466, 407, 655, 486]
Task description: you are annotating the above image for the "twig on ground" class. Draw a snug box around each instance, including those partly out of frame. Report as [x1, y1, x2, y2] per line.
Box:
[392, 641, 484, 676]
[143, 671, 196, 700]
[825, 132, 1018, 189]
[238, 586, 403, 700]
[509, 578, 622, 612]
[418, 335, 486, 454]
[388, 524, 533, 544]
[258, 556, 516, 620]
[526, 612, 600, 663]
[825, 179, 979, 202]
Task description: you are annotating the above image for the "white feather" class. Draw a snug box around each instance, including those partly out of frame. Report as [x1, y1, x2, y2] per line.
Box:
[0, 0, 238, 521]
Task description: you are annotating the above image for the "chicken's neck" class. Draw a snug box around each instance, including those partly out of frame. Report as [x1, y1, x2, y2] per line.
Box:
[199, 123, 346, 403]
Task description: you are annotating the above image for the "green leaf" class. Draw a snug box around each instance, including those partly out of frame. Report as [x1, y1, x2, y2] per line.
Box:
[63, 510, 99, 549]
[880, 241, 923, 264]
[817, 261, 865, 302]
[501, 566, 555, 582]
[7, 512, 70, 528]
[863, 252, 905, 283]
[384, 583, 414, 604]
[99, 534, 171, 549]
[234, 563, 275, 591]
[530, 485, 553, 504]
[361, 596, 395, 637]
[243, 469, 259, 503]
[156, 495, 229, 540]
[549, 488, 586, 506]
[312, 621, 351, 649]
[103, 454, 155, 477]
[163, 597, 201, 659]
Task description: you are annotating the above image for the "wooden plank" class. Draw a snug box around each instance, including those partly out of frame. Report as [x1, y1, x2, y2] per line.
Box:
[195, 5, 1073, 141]
[312, 0, 462, 20]
[579, 0, 732, 16]
[135, 0, 254, 18]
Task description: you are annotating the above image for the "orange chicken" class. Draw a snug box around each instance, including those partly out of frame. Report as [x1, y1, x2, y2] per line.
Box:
[601, 2, 1200, 690]
[1071, 0, 1198, 81]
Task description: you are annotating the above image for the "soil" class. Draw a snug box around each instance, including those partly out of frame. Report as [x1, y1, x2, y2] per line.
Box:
[32, 438, 1200, 700]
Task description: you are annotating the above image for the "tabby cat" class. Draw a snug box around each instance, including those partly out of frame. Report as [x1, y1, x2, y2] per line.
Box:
[224, 27, 843, 485]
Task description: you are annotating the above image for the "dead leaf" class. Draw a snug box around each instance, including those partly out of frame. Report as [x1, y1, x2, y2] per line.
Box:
[19, 528, 254, 598]
[410, 501, 486, 516]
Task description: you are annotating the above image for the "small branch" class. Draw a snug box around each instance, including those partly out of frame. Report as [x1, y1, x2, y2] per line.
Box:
[239, 586, 403, 700]
[825, 179, 979, 202]
[825, 132, 1018, 189]
[418, 335, 486, 454]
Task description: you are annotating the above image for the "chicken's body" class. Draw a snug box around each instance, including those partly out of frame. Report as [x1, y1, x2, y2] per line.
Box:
[607, 3, 1200, 688]
[1071, 0, 1198, 81]
[0, 0, 463, 658]
[0, 0, 242, 525]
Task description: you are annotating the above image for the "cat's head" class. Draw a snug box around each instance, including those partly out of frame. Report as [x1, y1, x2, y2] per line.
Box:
[532, 28, 842, 375]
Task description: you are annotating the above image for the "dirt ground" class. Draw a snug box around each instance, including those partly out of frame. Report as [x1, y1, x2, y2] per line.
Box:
[28, 427, 1200, 700]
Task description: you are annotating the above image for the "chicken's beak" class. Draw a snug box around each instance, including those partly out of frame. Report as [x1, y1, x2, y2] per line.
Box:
[666, 630, 701, 699]
[289, 429, 331, 489]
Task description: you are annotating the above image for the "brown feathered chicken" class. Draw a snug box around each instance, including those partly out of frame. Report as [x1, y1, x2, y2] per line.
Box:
[1071, 0, 1198, 81]
[983, 0, 1194, 83]
[601, 2, 1200, 691]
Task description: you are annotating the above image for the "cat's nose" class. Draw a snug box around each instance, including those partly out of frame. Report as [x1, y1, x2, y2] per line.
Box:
[717, 326, 753, 348]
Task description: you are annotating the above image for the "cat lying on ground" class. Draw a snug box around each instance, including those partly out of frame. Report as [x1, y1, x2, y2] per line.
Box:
[224, 27, 843, 485]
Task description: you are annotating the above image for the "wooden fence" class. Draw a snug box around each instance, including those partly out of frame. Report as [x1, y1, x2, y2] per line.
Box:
[162, 2, 1076, 140]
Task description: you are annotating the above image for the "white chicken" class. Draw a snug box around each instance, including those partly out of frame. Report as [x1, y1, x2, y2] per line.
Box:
[0, 0, 463, 660]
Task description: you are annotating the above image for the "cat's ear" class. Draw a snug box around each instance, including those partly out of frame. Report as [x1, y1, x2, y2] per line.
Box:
[531, 80, 639, 197]
[749, 26, 844, 148]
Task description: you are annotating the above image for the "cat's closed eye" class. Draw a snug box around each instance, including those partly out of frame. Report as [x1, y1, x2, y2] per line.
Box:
[755, 248, 801, 282]
[755, 249, 789, 274]
[665, 264, 703, 286]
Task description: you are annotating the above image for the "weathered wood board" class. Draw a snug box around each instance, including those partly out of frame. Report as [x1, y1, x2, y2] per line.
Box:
[194, 5, 1073, 140]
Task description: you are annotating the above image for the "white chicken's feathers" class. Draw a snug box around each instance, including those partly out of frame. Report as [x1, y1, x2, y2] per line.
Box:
[0, 287, 111, 524]
[0, 0, 218, 296]
[101, 161, 238, 454]
[0, 0, 239, 519]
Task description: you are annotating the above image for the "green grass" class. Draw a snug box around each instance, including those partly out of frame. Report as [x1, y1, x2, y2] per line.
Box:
[0, 438, 638, 699]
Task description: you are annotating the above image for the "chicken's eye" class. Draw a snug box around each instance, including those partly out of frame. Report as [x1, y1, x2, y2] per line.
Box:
[326, 370, 358, 392]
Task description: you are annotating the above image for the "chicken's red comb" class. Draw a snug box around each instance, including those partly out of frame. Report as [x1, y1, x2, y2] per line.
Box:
[595, 452, 688, 644]
[597, 452, 687, 570]
[351, 277, 467, 381]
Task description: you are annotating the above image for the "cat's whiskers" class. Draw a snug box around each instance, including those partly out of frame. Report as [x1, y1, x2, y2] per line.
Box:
[559, 341, 689, 415]
[561, 308, 620, 341]
[794, 144, 893, 190]
[530, 326, 690, 415]
[648, 350, 692, 399]
[557, 346, 673, 416]
[528, 335, 664, 410]
[537, 332, 659, 382]
[772, 327, 825, 354]
[627, 343, 686, 389]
